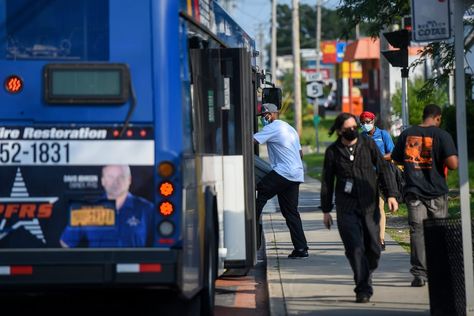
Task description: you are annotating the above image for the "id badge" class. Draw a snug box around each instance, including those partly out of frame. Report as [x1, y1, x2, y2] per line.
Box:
[344, 179, 353, 194]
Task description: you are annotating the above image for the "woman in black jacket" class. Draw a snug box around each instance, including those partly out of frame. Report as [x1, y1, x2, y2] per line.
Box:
[320, 112, 399, 303]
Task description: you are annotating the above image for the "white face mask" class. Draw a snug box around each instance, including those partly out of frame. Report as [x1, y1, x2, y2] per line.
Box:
[362, 123, 374, 133]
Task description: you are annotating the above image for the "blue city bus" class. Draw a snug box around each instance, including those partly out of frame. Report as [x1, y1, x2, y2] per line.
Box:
[0, 0, 259, 313]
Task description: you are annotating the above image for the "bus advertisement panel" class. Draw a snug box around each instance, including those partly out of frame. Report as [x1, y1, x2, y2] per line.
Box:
[0, 126, 155, 248]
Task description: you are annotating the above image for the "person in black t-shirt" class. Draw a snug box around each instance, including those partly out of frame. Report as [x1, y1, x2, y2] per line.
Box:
[392, 104, 458, 287]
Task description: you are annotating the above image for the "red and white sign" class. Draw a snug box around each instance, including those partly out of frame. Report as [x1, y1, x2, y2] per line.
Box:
[302, 68, 330, 81]
[322, 41, 337, 64]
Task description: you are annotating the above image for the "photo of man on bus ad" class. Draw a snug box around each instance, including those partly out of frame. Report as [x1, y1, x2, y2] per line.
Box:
[0, 164, 155, 249]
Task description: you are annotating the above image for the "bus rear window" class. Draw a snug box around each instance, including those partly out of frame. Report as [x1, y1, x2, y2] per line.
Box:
[0, 0, 109, 61]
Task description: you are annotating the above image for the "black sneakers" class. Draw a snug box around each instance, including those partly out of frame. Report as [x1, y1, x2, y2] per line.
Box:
[411, 277, 426, 287]
[288, 248, 309, 259]
[355, 293, 371, 303]
[381, 240, 386, 251]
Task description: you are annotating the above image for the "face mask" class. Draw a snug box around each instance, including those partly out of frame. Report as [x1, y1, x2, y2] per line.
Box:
[362, 123, 374, 133]
[260, 116, 270, 126]
[341, 128, 358, 141]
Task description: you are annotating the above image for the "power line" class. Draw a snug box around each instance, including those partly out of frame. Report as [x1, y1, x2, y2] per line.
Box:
[233, 5, 267, 21]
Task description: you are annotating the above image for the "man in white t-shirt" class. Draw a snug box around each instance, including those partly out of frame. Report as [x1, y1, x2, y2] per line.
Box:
[254, 103, 308, 258]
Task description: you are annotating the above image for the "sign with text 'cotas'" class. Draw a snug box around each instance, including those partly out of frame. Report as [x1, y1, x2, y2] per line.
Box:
[412, 0, 451, 42]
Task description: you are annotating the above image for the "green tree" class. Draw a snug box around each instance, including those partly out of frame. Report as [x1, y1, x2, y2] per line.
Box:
[274, 4, 366, 56]
[443, 101, 474, 158]
[336, 0, 410, 38]
[279, 71, 312, 122]
[391, 77, 448, 125]
[275, 4, 293, 56]
[336, 1, 473, 101]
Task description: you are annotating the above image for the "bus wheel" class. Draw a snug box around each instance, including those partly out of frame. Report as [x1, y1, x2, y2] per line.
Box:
[200, 189, 218, 316]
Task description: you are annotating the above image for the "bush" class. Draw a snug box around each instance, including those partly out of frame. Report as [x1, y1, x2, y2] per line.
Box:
[442, 102, 474, 158]
[391, 76, 448, 125]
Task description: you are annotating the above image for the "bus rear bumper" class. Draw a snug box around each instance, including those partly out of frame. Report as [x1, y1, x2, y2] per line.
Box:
[0, 249, 180, 287]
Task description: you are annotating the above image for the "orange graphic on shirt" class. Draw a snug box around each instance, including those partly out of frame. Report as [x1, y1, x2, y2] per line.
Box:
[404, 136, 433, 169]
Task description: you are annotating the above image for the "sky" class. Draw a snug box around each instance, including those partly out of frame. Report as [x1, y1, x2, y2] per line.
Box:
[227, 0, 340, 66]
[229, 0, 339, 39]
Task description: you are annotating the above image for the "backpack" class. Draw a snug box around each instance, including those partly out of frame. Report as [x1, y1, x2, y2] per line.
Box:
[387, 161, 406, 204]
[379, 130, 405, 203]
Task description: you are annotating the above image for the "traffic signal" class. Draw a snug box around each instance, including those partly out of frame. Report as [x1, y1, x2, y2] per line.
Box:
[381, 29, 411, 68]
[402, 16, 412, 31]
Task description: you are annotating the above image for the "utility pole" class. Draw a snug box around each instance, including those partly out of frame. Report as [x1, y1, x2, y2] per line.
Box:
[315, 0, 321, 76]
[292, 0, 302, 135]
[257, 23, 265, 69]
[313, 0, 322, 152]
[271, 0, 277, 78]
[400, 67, 409, 130]
[379, 29, 391, 129]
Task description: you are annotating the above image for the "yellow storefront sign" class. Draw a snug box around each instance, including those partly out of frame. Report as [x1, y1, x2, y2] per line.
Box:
[339, 61, 362, 79]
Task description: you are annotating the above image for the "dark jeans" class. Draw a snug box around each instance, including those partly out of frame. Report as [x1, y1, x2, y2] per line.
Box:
[406, 193, 448, 280]
[256, 171, 307, 251]
[337, 207, 381, 296]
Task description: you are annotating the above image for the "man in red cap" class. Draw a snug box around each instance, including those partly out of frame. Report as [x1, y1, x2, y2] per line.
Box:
[359, 111, 394, 251]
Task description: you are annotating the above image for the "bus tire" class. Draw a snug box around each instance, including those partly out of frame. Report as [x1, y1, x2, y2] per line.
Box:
[200, 188, 218, 316]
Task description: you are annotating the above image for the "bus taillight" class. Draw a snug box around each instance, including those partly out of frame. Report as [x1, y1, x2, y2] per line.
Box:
[158, 220, 175, 237]
[159, 181, 174, 197]
[159, 201, 174, 216]
[4, 75, 23, 94]
[158, 161, 174, 178]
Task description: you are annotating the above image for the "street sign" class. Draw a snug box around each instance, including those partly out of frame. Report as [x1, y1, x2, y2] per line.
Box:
[305, 72, 322, 82]
[306, 82, 323, 98]
[411, 0, 451, 42]
[313, 114, 320, 127]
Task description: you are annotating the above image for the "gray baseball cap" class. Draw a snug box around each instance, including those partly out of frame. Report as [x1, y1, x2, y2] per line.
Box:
[257, 103, 278, 116]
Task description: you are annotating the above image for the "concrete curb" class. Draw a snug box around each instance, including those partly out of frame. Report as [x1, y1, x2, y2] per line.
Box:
[264, 212, 287, 316]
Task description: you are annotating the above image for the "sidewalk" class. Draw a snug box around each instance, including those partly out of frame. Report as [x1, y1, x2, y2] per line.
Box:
[262, 175, 430, 316]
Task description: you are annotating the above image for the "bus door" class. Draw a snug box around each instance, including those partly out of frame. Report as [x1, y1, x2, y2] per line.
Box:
[190, 48, 256, 271]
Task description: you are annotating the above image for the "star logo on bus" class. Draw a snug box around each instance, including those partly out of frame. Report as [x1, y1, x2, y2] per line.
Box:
[0, 168, 58, 244]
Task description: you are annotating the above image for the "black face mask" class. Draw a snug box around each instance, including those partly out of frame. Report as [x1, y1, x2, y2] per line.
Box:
[341, 128, 358, 141]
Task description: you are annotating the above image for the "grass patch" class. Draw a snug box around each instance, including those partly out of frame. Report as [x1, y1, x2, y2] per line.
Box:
[300, 114, 338, 147]
[386, 197, 474, 253]
[447, 195, 474, 218]
[386, 205, 411, 251]
[446, 160, 474, 189]
[386, 228, 411, 252]
[303, 152, 325, 180]
[301, 114, 337, 179]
